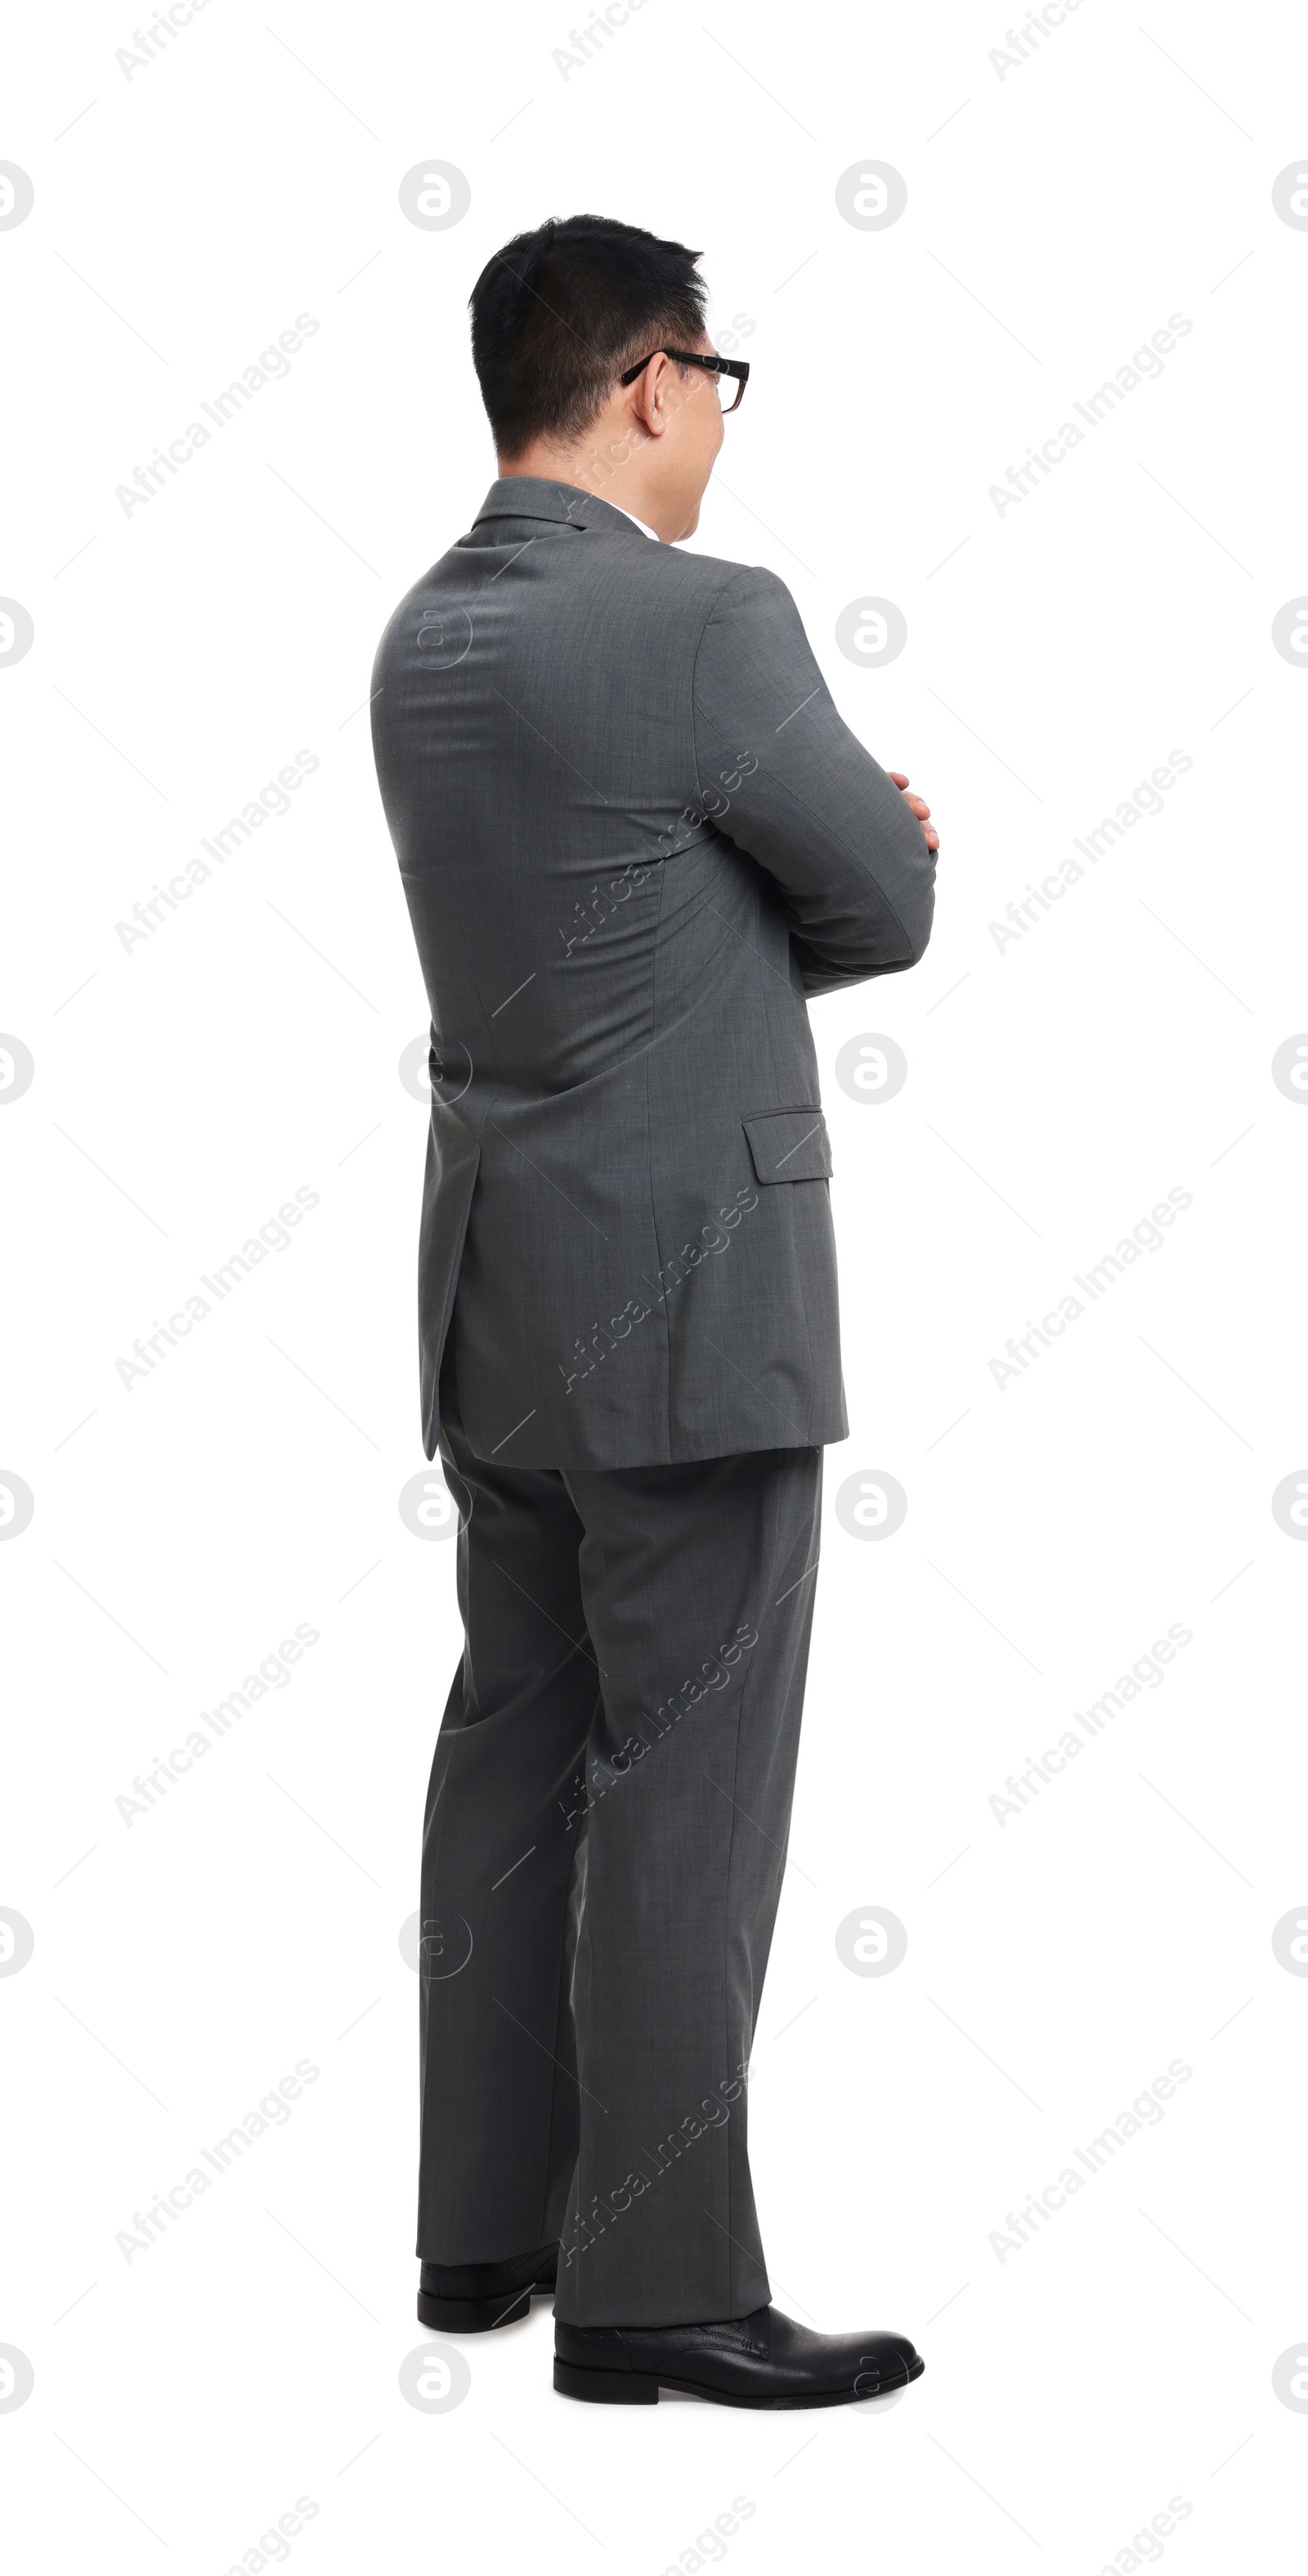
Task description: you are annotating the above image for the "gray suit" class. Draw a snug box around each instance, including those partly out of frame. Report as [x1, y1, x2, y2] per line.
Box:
[371, 479, 935, 2325]
[371, 477, 934, 1472]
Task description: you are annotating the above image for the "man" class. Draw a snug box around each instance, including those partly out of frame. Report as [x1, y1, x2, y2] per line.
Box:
[371, 214, 938, 2408]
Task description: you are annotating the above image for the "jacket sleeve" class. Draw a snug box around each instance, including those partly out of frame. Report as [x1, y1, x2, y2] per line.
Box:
[690, 564, 935, 996]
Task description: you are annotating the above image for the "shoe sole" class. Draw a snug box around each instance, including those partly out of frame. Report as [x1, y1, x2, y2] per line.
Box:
[553, 2354, 925, 2408]
[419, 2278, 556, 2334]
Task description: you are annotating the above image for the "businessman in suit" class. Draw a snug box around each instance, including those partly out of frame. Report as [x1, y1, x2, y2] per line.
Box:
[371, 214, 939, 2408]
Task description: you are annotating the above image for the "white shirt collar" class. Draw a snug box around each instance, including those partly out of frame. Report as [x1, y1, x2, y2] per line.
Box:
[602, 499, 660, 541]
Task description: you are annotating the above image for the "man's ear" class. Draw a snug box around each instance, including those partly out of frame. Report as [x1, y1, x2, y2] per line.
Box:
[632, 354, 672, 440]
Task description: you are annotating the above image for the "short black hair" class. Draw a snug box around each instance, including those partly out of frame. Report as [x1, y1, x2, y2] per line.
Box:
[468, 214, 708, 454]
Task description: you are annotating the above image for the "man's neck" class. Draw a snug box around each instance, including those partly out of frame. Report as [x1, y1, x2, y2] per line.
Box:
[496, 449, 681, 543]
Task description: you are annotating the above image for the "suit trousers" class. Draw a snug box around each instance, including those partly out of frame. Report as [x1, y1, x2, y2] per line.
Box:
[419, 1365, 822, 2327]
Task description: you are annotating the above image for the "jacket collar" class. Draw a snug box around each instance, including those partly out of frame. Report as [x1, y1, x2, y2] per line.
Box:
[471, 477, 652, 539]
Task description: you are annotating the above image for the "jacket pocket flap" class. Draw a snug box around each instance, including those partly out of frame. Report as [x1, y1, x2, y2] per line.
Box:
[743, 1109, 832, 1184]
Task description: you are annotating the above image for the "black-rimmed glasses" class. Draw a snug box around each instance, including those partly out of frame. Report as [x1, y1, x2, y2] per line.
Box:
[619, 348, 750, 413]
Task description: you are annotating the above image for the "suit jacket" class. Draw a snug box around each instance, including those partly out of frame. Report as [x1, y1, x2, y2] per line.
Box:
[370, 476, 935, 1469]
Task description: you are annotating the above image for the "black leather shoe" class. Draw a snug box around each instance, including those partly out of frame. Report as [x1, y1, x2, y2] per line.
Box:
[418, 2243, 558, 2332]
[553, 2305, 924, 2408]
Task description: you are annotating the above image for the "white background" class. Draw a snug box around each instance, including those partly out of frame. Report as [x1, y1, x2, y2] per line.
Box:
[3, 0, 1307, 2567]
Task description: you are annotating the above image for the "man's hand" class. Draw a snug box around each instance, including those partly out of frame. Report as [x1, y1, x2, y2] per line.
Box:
[889, 771, 938, 854]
